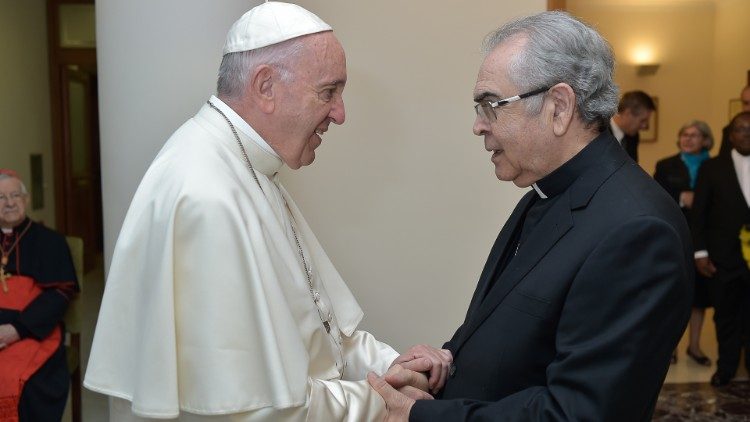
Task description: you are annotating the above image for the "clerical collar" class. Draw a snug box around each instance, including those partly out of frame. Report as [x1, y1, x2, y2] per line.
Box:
[203, 99, 283, 176]
[533, 133, 607, 199]
[2, 217, 30, 235]
[209, 95, 279, 158]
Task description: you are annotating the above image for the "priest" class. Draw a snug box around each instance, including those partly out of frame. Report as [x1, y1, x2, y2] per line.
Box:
[84, 2, 448, 421]
[0, 169, 79, 421]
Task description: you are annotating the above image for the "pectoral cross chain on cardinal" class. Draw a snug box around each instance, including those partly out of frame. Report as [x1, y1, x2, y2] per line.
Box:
[0, 266, 9, 293]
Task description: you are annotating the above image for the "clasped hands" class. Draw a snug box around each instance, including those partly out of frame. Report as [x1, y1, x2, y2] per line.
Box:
[367, 344, 452, 421]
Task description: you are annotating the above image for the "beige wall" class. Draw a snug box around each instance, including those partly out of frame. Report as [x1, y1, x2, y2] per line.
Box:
[97, 0, 545, 351]
[710, 0, 750, 136]
[568, 0, 750, 175]
[0, 0, 56, 226]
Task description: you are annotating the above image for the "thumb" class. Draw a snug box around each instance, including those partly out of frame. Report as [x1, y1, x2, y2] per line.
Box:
[368, 371, 398, 399]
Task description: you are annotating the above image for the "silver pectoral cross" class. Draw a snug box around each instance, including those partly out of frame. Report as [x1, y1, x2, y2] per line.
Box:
[312, 289, 333, 333]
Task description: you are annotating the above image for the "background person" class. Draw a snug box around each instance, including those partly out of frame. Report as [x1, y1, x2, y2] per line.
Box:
[0, 169, 79, 421]
[609, 90, 656, 163]
[719, 85, 750, 157]
[692, 111, 750, 387]
[654, 120, 715, 367]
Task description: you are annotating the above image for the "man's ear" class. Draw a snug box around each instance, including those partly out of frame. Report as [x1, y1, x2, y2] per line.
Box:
[546, 83, 576, 136]
[247, 64, 276, 114]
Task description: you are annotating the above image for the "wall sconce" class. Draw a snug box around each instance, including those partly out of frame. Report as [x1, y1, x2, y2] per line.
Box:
[636, 64, 660, 76]
[630, 44, 659, 76]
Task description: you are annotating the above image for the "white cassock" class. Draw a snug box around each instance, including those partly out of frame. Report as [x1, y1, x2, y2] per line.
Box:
[84, 97, 399, 421]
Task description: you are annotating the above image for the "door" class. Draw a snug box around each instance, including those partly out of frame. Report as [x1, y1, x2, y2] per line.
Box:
[48, 0, 102, 271]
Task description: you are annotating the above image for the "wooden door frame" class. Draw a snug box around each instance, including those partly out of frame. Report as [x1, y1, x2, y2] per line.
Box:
[47, 0, 96, 233]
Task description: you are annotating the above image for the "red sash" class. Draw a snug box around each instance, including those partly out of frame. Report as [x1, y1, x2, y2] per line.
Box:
[0, 276, 61, 422]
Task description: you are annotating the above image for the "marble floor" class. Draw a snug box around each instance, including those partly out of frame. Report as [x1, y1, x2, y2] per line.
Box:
[66, 265, 747, 421]
[666, 308, 748, 384]
[654, 382, 750, 421]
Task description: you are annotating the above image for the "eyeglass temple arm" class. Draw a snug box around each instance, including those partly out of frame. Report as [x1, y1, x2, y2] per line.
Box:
[518, 86, 551, 99]
[493, 86, 550, 106]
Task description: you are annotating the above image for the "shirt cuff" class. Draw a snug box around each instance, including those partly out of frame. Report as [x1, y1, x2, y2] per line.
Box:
[694, 250, 709, 259]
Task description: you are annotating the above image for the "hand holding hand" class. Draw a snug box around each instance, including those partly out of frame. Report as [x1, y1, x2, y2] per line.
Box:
[383, 363, 432, 400]
[368, 371, 428, 422]
[392, 344, 452, 394]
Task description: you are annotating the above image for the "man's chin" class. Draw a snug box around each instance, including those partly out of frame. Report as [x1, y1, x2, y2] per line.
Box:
[0, 216, 23, 228]
[300, 153, 316, 167]
[494, 167, 516, 183]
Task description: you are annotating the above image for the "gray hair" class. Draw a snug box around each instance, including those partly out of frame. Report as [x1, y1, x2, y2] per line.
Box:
[678, 120, 714, 151]
[216, 36, 307, 101]
[0, 173, 28, 195]
[482, 11, 619, 132]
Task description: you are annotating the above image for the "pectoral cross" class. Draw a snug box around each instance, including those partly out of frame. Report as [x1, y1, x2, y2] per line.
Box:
[0, 266, 9, 293]
[312, 289, 333, 333]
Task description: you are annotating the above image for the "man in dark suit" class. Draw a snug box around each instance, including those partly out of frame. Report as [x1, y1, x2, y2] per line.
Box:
[692, 111, 750, 386]
[610, 90, 656, 163]
[368, 11, 693, 421]
[718, 85, 750, 157]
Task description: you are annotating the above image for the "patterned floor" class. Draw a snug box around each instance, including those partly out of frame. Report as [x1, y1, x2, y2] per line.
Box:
[654, 382, 750, 421]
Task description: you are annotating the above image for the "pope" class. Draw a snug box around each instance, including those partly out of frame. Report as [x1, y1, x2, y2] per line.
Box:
[84, 2, 449, 421]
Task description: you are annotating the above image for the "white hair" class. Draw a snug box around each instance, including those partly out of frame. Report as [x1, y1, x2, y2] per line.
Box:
[482, 11, 619, 132]
[0, 173, 27, 195]
[216, 36, 307, 101]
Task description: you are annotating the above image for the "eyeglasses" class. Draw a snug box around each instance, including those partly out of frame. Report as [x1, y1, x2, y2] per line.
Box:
[0, 192, 25, 203]
[474, 86, 551, 122]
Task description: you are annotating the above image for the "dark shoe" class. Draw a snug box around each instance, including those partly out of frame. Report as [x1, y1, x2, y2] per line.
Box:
[710, 372, 731, 387]
[686, 348, 711, 366]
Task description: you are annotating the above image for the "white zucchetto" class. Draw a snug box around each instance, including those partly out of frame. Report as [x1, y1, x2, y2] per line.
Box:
[223, 1, 332, 55]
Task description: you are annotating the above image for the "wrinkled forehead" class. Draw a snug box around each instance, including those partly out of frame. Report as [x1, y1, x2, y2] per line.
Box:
[475, 36, 527, 94]
[297, 32, 347, 83]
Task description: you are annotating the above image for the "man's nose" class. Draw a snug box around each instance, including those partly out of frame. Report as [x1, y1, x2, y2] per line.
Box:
[330, 96, 345, 125]
[473, 115, 488, 136]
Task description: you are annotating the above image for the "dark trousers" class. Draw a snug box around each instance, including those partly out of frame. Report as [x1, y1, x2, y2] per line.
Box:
[709, 267, 750, 378]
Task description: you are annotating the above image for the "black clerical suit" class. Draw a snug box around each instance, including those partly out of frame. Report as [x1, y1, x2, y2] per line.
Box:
[410, 133, 693, 421]
[691, 153, 750, 380]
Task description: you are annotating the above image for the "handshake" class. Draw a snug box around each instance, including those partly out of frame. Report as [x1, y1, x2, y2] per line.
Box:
[367, 344, 453, 421]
